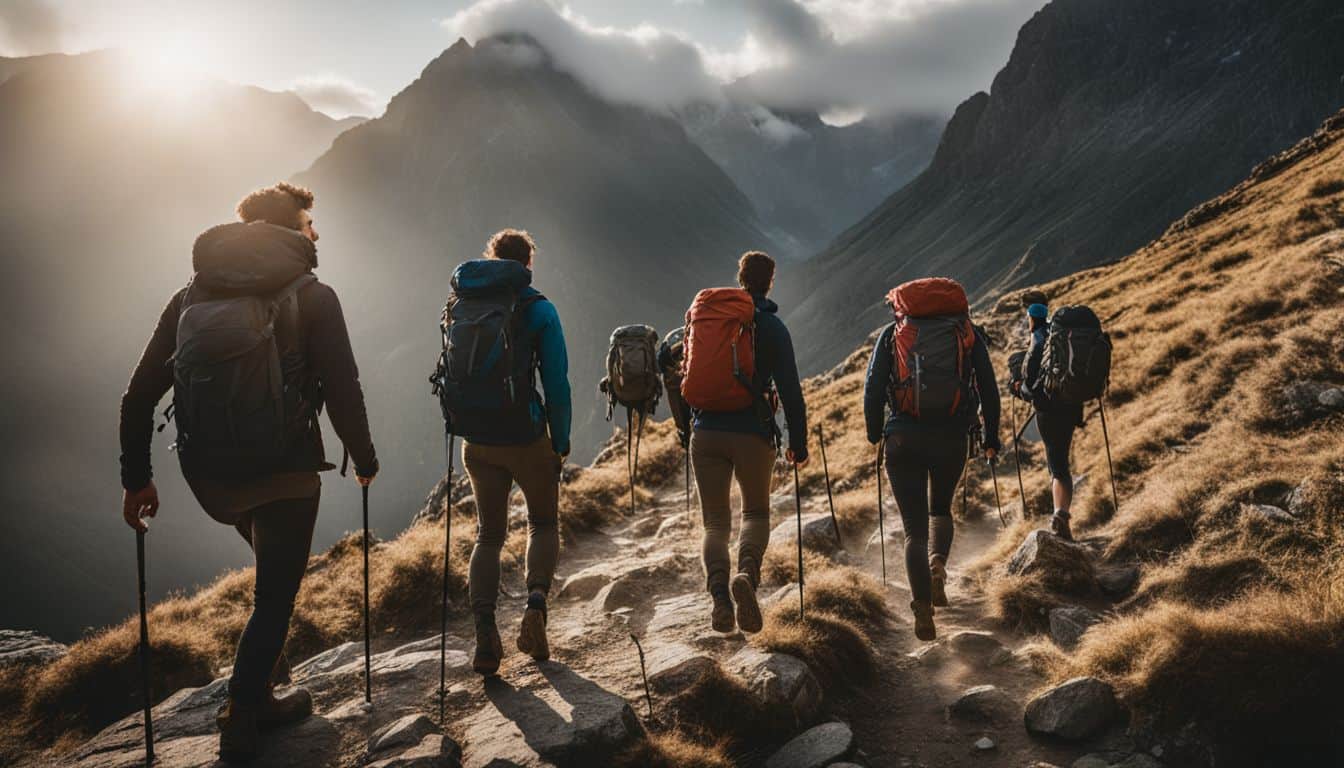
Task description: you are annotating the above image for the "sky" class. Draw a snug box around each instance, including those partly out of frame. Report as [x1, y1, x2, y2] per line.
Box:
[0, 0, 1044, 121]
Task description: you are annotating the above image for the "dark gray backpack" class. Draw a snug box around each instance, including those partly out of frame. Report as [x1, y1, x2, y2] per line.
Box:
[1042, 305, 1112, 402]
[601, 324, 662, 419]
[172, 274, 315, 478]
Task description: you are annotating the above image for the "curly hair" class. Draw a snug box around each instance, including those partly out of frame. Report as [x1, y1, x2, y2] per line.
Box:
[236, 182, 314, 230]
[737, 250, 775, 295]
[484, 228, 537, 265]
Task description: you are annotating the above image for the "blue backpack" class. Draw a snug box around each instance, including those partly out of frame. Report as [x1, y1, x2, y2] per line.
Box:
[430, 259, 541, 439]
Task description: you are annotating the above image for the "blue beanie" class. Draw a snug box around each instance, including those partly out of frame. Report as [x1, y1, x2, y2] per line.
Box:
[1027, 303, 1048, 319]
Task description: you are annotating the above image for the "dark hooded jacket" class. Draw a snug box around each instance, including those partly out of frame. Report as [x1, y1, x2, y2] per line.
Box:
[119, 223, 377, 493]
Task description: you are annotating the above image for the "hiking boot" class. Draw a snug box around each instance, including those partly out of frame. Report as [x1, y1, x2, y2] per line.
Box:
[473, 612, 504, 676]
[910, 600, 937, 642]
[1051, 512, 1074, 542]
[731, 573, 763, 633]
[217, 699, 260, 763]
[258, 685, 313, 729]
[710, 585, 735, 633]
[516, 591, 550, 662]
[929, 555, 949, 608]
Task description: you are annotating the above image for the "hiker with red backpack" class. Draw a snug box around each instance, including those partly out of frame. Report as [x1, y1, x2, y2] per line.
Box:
[118, 183, 379, 762]
[431, 229, 571, 677]
[1011, 292, 1113, 542]
[863, 277, 1000, 642]
[681, 251, 808, 634]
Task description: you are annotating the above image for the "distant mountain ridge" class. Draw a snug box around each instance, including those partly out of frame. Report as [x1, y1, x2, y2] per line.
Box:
[784, 0, 1344, 370]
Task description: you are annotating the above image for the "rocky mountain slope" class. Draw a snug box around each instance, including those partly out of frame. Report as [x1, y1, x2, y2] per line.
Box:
[784, 0, 1344, 371]
[0, 49, 365, 643]
[7, 105, 1341, 766]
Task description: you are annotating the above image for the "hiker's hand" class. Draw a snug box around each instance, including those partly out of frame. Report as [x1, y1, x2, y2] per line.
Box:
[787, 449, 809, 467]
[356, 473, 375, 487]
[985, 447, 998, 462]
[123, 482, 159, 532]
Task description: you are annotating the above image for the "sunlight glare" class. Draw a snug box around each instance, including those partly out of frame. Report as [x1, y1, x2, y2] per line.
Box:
[123, 39, 215, 102]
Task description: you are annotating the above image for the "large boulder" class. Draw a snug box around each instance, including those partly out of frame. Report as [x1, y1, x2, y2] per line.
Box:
[369, 714, 439, 757]
[1009, 530, 1096, 593]
[771, 513, 843, 554]
[590, 555, 692, 613]
[643, 642, 717, 694]
[727, 647, 823, 727]
[949, 684, 1016, 722]
[1024, 676, 1119, 740]
[558, 564, 613, 601]
[764, 721, 855, 768]
[458, 666, 642, 768]
[1049, 606, 1103, 649]
[0, 629, 67, 667]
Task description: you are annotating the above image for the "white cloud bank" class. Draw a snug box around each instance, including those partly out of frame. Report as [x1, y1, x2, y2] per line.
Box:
[292, 75, 382, 119]
[0, 0, 65, 57]
[444, 0, 1044, 118]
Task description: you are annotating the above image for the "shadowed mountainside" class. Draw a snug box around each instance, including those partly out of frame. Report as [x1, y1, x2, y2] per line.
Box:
[785, 0, 1344, 371]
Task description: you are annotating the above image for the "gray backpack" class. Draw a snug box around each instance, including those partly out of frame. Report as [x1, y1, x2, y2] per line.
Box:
[601, 324, 662, 419]
[172, 274, 315, 478]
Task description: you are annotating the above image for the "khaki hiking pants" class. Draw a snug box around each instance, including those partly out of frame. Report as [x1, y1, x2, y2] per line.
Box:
[464, 435, 562, 613]
[690, 428, 776, 592]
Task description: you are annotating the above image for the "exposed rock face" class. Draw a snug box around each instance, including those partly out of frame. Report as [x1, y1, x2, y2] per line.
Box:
[785, 0, 1344, 370]
[764, 721, 855, 768]
[770, 513, 843, 555]
[0, 630, 67, 667]
[727, 647, 823, 728]
[643, 642, 717, 695]
[1009, 530, 1096, 593]
[1049, 606, 1104, 649]
[1024, 676, 1120, 740]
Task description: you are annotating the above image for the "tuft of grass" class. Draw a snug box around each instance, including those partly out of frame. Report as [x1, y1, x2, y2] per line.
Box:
[612, 733, 733, 768]
[985, 573, 1060, 632]
[760, 547, 834, 588]
[752, 601, 875, 688]
[664, 662, 781, 746]
[801, 567, 891, 632]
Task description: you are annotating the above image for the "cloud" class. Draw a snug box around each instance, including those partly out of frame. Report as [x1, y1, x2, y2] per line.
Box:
[292, 75, 382, 119]
[0, 0, 65, 56]
[444, 0, 724, 112]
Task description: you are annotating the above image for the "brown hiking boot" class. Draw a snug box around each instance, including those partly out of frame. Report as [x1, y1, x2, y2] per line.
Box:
[258, 685, 313, 729]
[710, 586, 735, 633]
[731, 573, 763, 633]
[217, 699, 260, 763]
[516, 592, 550, 661]
[929, 555, 949, 608]
[473, 613, 504, 676]
[911, 600, 937, 642]
[1051, 513, 1074, 542]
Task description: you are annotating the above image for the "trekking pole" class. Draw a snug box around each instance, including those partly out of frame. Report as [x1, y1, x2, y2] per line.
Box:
[1010, 395, 1030, 519]
[815, 425, 842, 549]
[1098, 399, 1121, 516]
[793, 461, 805, 619]
[875, 441, 886, 585]
[439, 431, 455, 725]
[987, 456, 1006, 528]
[629, 634, 653, 720]
[362, 483, 372, 705]
[960, 434, 972, 518]
[136, 530, 155, 765]
[625, 408, 636, 517]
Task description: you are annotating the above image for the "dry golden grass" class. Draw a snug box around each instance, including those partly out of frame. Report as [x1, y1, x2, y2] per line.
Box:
[797, 567, 891, 632]
[663, 662, 782, 747]
[752, 600, 875, 689]
[612, 732, 733, 768]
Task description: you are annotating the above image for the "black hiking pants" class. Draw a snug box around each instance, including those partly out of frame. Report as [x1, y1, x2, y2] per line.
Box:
[884, 428, 966, 604]
[227, 491, 320, 708]
[1036, 405, 1079, 496]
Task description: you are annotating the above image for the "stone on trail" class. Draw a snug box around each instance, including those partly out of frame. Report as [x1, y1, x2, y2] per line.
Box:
[292, 640, 363, 678]
[654, 512, 691, 538]
[558, 564, 612, 601]
[369, 713, 439, 757]
[973, 736, 996, 751]
[1008, 530, 1095, 592]
[1320, 387, 1344, 408]
[589, 555, 691, 613]
[764, 721, 855, 768]
[644, 642, 717, 694]
[1071, 757, 1111, 768]
[458, 664, 641, 768]
[947, 630, 1007, 663]
[949, 685, 1015, 722]
[1113, 754, 1165, 768]
[0, 629, 67, 667]
[727, 646, 823, 727]
[1049, 606, 1103, 649]
[1024, 676, 1119, 740]
[1095, 565, 1140, 598]
[1239, 502, 1295, 523]
[771, 513, 843, 554]
[366, 734, 462, 768]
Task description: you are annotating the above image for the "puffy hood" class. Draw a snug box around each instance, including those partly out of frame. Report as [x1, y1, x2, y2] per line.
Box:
[191, 222, 317, 295]
[451, 258, 532, 297]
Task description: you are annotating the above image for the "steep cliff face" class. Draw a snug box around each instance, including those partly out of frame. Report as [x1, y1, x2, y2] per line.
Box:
[785, 0, 1344, 371]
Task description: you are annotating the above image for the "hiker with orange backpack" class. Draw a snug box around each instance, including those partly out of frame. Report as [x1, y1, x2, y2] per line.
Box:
[681, 251, 808, 634]
[863, 278, 1000, 641]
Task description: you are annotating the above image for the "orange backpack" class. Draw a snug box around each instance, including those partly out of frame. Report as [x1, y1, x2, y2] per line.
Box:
[887, 277, 975, 418]
[680, 288, 757, 412]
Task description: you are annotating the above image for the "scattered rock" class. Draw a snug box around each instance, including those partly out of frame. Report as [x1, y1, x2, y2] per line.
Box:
[1071, 757, 1111, 768]
[558, 564, 612, 601]
[1318, 387, 1344, 409]
[1239, 502, 1295, 523]
[771, 513, 844, 554]
[1095, 565, 1140, 598]
[644, 642, 717, 694]
[655, 513, 691, 538]
[1114, 755, 1164, 768]
[949, 685, 1015, 722]
[1273, 380, 1338, 424]
[328, 697, 375, 722]
[764, 721, 855, 768]
[727, 647, 823, 727]
[459, 665, 641, 768]
[1024, 676, 1119, 740]
[591, 555, 691, 612]
[0, 629, 67, 667]
[646, 593, 709, 639]
[1049, 606, 1103, 649]
[1008, 530, 1095, 592]
[947, 631, 1007, 663]
[293, 640, 363, 678]
[367, 734, 462, 768]
[369, 713, 438, 757]
[973, 736, 996, 751]
[622, 513, 664, 538]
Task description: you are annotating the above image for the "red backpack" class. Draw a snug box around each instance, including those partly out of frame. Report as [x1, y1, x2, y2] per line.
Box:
[681, 288, 757, 411]
[886, 277, 975, 418]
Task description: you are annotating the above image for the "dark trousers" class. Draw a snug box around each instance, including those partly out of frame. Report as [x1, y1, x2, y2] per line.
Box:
[884, 429, 966, 604]
[227, 491, 320, 707]
[1037, 406, 1078, 494]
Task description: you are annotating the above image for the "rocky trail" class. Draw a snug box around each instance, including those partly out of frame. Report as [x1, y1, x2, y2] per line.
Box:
[55, 470, 1159, 768]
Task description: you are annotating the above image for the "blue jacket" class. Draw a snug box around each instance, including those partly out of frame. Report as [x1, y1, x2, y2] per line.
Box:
[863, 322, 1001, 451]
[693, 294, 809, 460]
